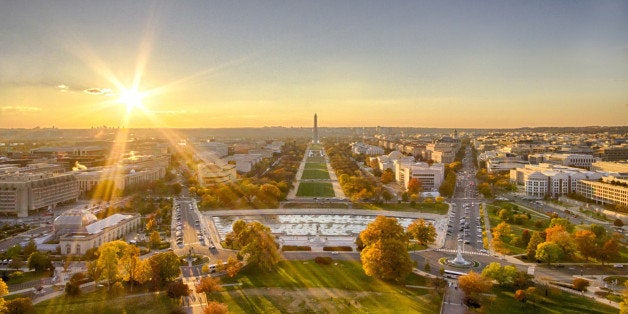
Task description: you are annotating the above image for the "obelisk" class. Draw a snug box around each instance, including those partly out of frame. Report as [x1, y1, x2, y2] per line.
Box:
[313, 113, 319, 144]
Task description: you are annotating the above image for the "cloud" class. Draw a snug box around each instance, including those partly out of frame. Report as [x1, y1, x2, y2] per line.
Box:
[146, 109, 196, 115]
[83, 88, 113, 95]
[1, 106, 42, 113]
[57, 84, 69, 92]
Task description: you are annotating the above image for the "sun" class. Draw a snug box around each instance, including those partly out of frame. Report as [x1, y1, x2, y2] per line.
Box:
[118, 88, 145, 112]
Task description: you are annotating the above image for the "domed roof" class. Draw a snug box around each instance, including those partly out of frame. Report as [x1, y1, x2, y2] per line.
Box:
[54, 208, 98, 235]
[388, 150, 404, 160]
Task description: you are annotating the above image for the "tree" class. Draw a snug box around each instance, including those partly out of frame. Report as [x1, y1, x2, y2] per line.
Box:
[458, 271, 493, 304]
[481, 262, 519, 286]
[526, 231, 545, 261]
[549, 218, 574, 233]
[382, 189, 393, 203]
[204, 301, 229, 314]
[614, 219, 624, 228]
[23, 239, 37, 257]
[361, 238, 413, 283]
[598, 238, 620, 265]
[360, 216, 408, 246]
[493, 221, 511, 241]
[196, 276, 222, 294]
[225, 221, 281, 272]
[535, 242, 563, 266]
[573, 278, 590, 292]
[381, 169, 394, 184]
[5, 297, 34, 314]
[574, 230, 598, 261]
[9, 257, 24, 271]
[167, 281, 190, 299]
[406, 178, 422, 194]
[149, 251, 182, 287]
[27, 252, 52, 272]
[149, 231, 161, 249]
[225, 256, 243, 278]
[514, 289, 526, 305]
[620, 281, 628, 314]
[97, 242, 121, 289]
[0, 278, 8, 313]
[406, 219, 437, 246]
[145, 218, 156, 232]
[545, 225, 576, 256]
[119, 245, 150, 291]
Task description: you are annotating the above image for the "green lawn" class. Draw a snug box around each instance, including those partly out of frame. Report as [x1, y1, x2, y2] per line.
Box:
[356, 202, 449, 215]
[301, 169, 330, 180]
[296, 182, 335, 197]
[486, 202, 549, 255]
[483, 285, 617, 314]
[304, 162, 327, 170]
[34, 290, 179, 314]
[306, 156, 325, 163]
[214, 260, 440, 313]
[6, 270, 51, 285]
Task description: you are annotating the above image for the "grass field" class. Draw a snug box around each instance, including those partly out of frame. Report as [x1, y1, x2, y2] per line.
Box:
[213, 260, 440, 313]
[306, 156, 326, 163]
[296, 182, 335, 197]
[483, 286, 618, 314]
[34, 290, 179, 314]
[301, 169, 330, 180]
[356, 202, 449, 215]
[486, 202, 549, 255]
[304, 162, 327, 170]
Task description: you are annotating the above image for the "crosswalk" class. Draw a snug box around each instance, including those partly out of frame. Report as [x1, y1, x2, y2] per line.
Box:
[435, 248, 490, 256]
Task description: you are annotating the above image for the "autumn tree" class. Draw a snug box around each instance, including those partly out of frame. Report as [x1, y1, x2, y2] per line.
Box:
[573, 278, 590, 292]
[620, 281, 628, 314]
[574, 230, 598, 261]
[458, 271, 494, 305]
[5, 297, 34, 314]
[493, 222, 511, 241]
[598, 238, 620, 265]
[359, 216, 412, 283]
[535, 242, 563, 266]
[406, 219, 437, 246]
[204, 301, 230, 314]
[407, 178, 423, 194]
[167, 281, 190, 299]
[549, 218, 574, 233]
[514, 289, 526, 306]
[225, 220, 281, 272]
[545, 225, 576, 256]
[196, 276, 222, 294]
[0, 278, 9, 313]
[119, 244, 150, 291]
[225, 256, 243, 278]
[381, 169, 394, 184]
[97, 242, 124, 289]
[149, 231, 162, 249]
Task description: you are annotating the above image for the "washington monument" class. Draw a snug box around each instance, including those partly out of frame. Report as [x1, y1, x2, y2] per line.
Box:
[313, 113, 319, 144]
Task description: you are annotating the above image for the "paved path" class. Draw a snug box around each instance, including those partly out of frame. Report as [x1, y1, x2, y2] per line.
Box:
[441, 280, 466, 314]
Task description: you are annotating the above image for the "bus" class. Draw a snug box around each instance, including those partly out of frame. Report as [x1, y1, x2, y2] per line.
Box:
[444, 270, 467, 278]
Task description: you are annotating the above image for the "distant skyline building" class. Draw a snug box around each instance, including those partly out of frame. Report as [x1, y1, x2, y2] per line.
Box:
[313, 113, 319, 144]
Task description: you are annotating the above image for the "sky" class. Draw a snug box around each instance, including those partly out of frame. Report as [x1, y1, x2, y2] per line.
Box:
[0, 1, 627, 129]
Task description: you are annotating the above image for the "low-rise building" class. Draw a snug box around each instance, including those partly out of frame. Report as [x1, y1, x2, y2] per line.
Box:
[197, 162, 237, 186]
[0, 173, 79, 217]
[395, 161, 445, 191]
[351, 142, 384, 156]
[528, 153, 599, 169]
[576, 176, 628, 207]
[510, 163, 607, 198]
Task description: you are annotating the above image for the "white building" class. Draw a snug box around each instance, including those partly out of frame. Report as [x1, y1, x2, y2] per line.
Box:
[224, 154, 264, 173]
[195, 142, 229, 158]
[395, 161, 445, 191]
[197, 162, 237, 187]
[510, 163, 607, 198]
[528, 153, 600, 170]
[56, 209, 141, 255]
[576, 176, 628, 207]
[351, 142, 384, 156]
[375, 151, 414, 171]
[75, 166, 166, 193]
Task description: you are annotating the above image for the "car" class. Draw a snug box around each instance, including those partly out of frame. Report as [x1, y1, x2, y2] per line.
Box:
[613, 264, 624, 268]
[480, 249, 488, 253]
[331, 251, 339, 255]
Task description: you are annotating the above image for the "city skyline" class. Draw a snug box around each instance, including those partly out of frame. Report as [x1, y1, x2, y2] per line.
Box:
[1, 1, 627, 129]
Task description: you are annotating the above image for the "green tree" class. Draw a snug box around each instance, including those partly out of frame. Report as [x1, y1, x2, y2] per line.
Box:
[406, 219, 437, 246]
[148, 251, 182, 287]
[23, 239, 38, 257]
[526, 231, 545, 261]
[549, 218, 574, 233]
[535, 242, 563, 266]
[5, 297, 34, 314]
[27, 252, 52, 272]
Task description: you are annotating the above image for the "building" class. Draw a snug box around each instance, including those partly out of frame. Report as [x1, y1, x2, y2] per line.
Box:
[351, 142, 384, 156]
[595, 144, 628, 161]
[374, 151, 414, 171]
[485, 157, 529, 173]
[55, 209, 141, 255]
[224, 154, 264, 173]
[75, 166, 166, 193]
[395, 161, 445, 191]
[0, 173, 79, 217]
[510, 163, 607, 198]
[591, 161, 628, 179]
[528, 153, 599, 169]
[576, 176, 628, 207]
[197, 162, 237, 187]
[195, 142, 229, 158]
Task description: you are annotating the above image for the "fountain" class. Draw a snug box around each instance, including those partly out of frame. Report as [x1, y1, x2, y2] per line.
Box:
[450, 244, 471, 266]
